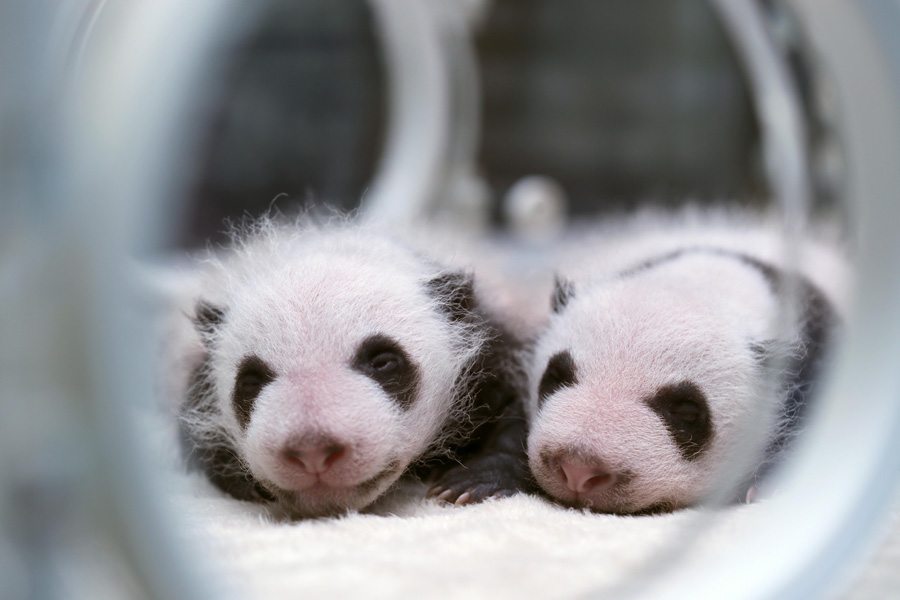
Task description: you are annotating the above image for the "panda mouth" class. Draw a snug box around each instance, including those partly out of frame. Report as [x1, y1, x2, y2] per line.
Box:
[263, 459, 405, 517]
[357, 459, 403, 492]
[628, 501, 679, 516]
[537, 470, 639, 513]
[551, 488, 679, 516]
[288, 459, 402, 494]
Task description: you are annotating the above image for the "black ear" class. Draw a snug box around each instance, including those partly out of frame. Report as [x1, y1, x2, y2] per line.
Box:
[427, 271, 476, 322]
[193, 300, 226, 337]
[551, 276, 575, 313]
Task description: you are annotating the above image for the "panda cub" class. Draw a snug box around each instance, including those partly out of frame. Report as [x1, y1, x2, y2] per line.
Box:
[175, 217, 529, 518]
[526, 211, 849, 514]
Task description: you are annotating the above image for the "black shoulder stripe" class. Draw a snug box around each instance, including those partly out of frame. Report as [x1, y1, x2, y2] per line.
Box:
[616, 248, 694, 279]
[720, 252, 839, 452]
[615, 246, 778, 288]
[757, 274, 838, 476]
[616, 245, 840, 480]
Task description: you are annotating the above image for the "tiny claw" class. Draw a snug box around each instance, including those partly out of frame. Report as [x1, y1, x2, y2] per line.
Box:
[426, 486, 444, 499]
[490, 489, 515, 500]
[454, 492, 472, 506]
[745, 485, 759, 504]
[437, 489, 455, 502]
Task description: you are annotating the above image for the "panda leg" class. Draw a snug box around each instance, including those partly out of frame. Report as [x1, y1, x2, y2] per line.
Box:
[426, 401, 531, 505]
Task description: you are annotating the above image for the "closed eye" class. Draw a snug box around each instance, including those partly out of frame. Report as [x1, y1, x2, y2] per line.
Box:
[645, 381, 712, 461]
[670, 400, 703, 423]
[369, 351, 403, 374]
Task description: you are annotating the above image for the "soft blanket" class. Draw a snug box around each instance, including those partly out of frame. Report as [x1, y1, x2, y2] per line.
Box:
[162, 456, 899, 600]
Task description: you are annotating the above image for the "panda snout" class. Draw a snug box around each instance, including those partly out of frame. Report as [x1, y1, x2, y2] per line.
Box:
[546, 452, 618, 495]
[281, 438, 348, 475]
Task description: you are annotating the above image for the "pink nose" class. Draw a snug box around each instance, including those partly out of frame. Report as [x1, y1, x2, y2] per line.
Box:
[282, 440, 347, 474]
[551, 455, 617, 494]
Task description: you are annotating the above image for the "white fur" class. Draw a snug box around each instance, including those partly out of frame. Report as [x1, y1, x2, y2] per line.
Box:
[526, 209, 851, 513]
[176, 216, 488, 517]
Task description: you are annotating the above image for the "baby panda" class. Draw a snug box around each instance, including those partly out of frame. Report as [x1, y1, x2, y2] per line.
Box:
[175, 217, 529, 518]
[525, 211, 849, 514]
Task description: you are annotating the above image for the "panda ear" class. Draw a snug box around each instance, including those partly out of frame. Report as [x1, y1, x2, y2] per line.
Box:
[193, 300, 226, 338]
[551, 275, 575, 314]
[427, 270, 476, 322]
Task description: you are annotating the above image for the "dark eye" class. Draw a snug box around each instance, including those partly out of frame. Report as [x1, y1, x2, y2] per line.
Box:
[352, 334, 420, 410]
[232, 355, 276, 430]
[645, 381, 712, 461]
[368, 351, 403, 374]
[538, 350, 578, 409]
[670, 400, 703, 423]
[236, 369, 268, 396]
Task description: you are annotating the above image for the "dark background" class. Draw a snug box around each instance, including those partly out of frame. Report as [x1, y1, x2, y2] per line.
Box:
[178, 0, 794, 248]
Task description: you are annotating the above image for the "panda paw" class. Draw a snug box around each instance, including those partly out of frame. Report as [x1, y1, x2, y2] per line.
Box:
[425, 455, 526, 506]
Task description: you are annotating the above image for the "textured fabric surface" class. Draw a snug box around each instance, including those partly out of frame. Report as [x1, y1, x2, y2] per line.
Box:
[162, 457, 900, 600]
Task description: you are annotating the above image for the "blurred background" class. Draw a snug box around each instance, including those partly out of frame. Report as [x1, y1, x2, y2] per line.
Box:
[6, 1, 899, 600]
[178, 0, 841, 248]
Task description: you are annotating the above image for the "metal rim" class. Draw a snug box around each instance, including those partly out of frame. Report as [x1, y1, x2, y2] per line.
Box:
[22, 1, 900, 598]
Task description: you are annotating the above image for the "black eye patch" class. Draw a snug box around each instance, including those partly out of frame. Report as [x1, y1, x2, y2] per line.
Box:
[645, 381, 712, 461]
[233, 355, 276, 430]
[537, 350, 578, 409]
[352, 334, 420, 410]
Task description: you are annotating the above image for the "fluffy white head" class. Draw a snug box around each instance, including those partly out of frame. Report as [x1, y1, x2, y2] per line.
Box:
[184, 219, 483, 517]
[527, 252, 785, 514]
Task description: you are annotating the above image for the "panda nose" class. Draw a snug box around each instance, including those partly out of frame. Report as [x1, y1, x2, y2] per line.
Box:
[282, 439, 347, 474]
[550, 454, 617, 494]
